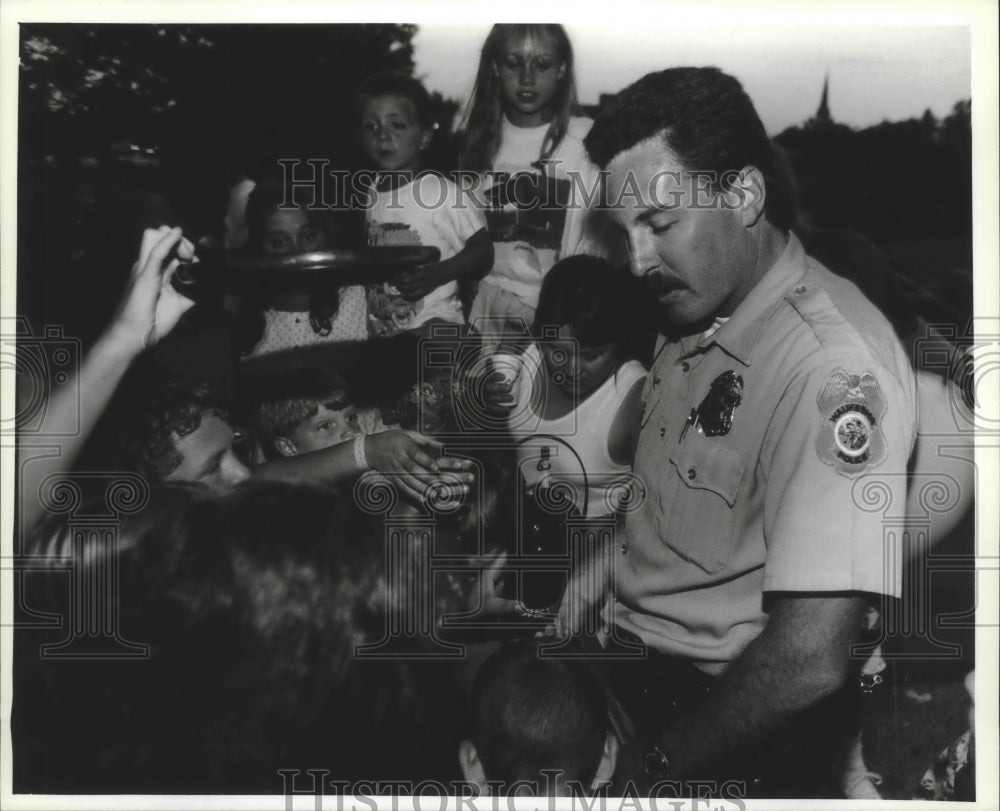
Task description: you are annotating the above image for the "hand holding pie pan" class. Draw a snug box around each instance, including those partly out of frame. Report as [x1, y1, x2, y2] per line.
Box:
[172, 246, 442, 292]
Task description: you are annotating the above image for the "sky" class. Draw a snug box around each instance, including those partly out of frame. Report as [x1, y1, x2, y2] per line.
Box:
[414, 22, 971, 135]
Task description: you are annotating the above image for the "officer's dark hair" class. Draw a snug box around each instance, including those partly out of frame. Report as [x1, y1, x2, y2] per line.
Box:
[584, 67, 796, 231]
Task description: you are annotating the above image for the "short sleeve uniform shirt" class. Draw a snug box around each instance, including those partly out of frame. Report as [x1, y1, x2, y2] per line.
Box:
[613, 235, 917, 670]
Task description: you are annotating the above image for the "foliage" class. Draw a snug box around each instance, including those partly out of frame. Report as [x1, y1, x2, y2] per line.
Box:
[775, 100, 972, 240]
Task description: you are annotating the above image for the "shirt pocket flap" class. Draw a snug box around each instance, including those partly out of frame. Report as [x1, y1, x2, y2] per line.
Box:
[668, 441, 746, 508]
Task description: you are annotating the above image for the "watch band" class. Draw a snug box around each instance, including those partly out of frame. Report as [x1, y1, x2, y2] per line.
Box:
[643, 742, 675, 783]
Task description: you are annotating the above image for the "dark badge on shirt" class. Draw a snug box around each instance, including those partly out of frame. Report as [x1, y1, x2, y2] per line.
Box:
[816, 369, 888, 476]
[683, 370, 744, 438]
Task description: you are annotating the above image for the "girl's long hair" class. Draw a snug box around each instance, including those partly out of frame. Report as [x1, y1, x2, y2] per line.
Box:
[458, 24, 578, 174]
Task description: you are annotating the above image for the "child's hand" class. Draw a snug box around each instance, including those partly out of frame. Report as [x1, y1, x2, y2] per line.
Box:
[365, 430, 475, 503]
[392, 263, 450, 302]
[481, 369, 516, 416]
[108, 226, 197, 352]
[469, 550, 520, 617]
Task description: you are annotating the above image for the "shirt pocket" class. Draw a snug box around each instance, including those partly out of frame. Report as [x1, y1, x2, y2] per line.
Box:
[661, 440, 747, 574]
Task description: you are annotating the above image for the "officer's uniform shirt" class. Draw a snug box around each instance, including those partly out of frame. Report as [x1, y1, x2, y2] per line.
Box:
[613, 235, 917, 672]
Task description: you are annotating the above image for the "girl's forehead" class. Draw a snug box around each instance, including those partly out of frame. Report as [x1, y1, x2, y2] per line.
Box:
[501, 30, 559, 57]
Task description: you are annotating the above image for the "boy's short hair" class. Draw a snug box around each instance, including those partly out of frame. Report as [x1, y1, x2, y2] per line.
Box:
[251, 368, 352, 453]
[356, 70, 433, 128]
[468, 642, 610, 789]
[114, 379, 230, 480]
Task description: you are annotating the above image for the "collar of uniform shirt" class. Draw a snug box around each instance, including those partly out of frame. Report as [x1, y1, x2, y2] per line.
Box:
[704, 232, 810, 367]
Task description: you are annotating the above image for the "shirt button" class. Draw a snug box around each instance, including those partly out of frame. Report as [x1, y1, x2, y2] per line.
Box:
[653, 375, 661, 386]
[681, 361, 690, 372]
[794, 285, 807, 294]
[687, 468, 697, 480]
[659, 427, 666, 437]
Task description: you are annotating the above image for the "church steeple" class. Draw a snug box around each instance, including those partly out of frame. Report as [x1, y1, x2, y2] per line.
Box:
[816, 73, 831, 124]
[806, 73, 833, 129]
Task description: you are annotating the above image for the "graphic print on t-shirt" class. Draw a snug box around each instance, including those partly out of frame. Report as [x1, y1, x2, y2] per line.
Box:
[485, 166, 571, 252]
[365, 220, 424, 337]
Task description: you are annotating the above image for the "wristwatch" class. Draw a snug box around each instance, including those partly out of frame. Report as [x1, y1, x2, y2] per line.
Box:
[643, 742, 675, 783]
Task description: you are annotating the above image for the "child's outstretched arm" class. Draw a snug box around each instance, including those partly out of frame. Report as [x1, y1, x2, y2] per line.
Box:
[18, 227, 197, 531]
[393, 227, 493, 302]
[250, 429, 475, 504]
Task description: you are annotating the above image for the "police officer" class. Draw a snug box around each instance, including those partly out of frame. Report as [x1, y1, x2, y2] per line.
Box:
[583, 68, 917, 795]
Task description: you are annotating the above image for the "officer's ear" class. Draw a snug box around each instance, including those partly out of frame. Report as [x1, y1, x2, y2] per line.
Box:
[721, 165, 767, 228]
[458, 739, 489, 792]
[589, 732, 620, 792]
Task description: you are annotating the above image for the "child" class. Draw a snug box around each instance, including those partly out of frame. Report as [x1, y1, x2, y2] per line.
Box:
[491, 255, 652, 621]
[356, 71, 492, 337]
[507, 256, 649, 518]
[251, 367, 360, 460]
[243, 180, 369, 355]
[459, 25, 611, 347]
[459, 641, 619, 796]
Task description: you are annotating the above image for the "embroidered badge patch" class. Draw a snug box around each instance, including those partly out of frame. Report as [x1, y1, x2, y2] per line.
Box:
[816, 369, 888, 475]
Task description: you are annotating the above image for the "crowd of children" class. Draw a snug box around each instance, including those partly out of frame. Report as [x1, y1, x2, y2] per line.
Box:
[12, 23, 975, 801]
[15, 24, 655, 795]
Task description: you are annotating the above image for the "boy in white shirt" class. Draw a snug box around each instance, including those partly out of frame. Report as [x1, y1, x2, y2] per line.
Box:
[357, 71, 493, 337]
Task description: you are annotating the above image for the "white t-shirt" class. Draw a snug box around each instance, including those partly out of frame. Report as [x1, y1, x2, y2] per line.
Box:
[364, 173, 485, 337]
[507, 345, 648, 518]
[480, 116, 606, 307]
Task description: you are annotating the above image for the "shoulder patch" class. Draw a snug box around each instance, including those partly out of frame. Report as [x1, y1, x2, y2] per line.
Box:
[816, 368, 888, 476]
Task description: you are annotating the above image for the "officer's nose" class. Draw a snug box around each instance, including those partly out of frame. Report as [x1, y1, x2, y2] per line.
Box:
[626, 229, 658, 279]
[519, 64, 536, 88]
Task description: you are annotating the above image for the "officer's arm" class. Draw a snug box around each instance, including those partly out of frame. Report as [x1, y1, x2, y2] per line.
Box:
[654, 591, 868, 780]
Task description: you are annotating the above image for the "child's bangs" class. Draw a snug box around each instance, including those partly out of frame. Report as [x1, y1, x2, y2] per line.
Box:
[493, 24, 566, 58]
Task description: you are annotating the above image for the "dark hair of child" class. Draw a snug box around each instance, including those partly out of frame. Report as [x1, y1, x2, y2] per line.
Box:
[250, 366, 353, 458]
[14, 482, 467, 791]
[467, 641, 611, 789]
[533, 254, 655, 367]
[242, 180, 362, 349]
[113, 377, 230, 480]
[355, 70, 434, 129]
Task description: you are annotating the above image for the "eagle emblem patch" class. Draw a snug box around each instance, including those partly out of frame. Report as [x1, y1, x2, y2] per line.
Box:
[816, 369, 888, 476]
